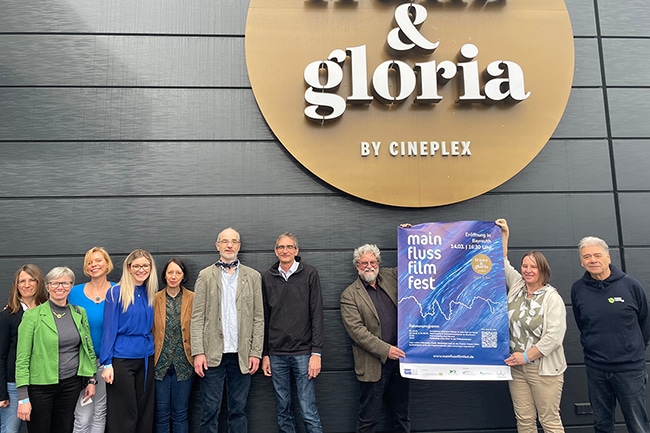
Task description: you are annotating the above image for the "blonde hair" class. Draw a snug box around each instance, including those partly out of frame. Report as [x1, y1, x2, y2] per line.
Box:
[118, 249, 158, 312]
[82, 246, 114, 277]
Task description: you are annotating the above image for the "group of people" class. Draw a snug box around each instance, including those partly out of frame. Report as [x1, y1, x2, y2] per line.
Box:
[339, 219, 649, 433]
[0, 221, 648, 433]
[0, 228, 324, 433]
[0, 247, 186, 433]
[339, 219, 650, 433]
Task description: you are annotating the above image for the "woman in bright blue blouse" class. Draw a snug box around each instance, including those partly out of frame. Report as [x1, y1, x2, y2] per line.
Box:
[100, 249, 158, 433]
[68, 247, 115, 433]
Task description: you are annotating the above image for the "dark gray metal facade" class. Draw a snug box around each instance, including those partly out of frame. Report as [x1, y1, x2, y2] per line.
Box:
[0, 0, 649, 431]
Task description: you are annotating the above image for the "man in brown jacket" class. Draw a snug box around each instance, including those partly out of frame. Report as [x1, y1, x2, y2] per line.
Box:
[340, 244, 410, 433]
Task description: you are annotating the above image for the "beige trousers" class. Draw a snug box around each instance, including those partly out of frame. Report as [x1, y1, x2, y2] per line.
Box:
[509, 363, 565, 433]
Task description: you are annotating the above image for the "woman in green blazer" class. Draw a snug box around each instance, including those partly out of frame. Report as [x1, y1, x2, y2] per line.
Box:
[15, 266, 97, 433]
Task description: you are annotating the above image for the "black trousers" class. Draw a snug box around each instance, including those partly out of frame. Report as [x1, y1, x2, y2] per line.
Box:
[28, 375, 82, 433]
[357, 359, 411, 433]
[106, 356, 155, 433]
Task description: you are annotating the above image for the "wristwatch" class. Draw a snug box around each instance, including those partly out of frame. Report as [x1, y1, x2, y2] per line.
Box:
[87, 378, 99, 385]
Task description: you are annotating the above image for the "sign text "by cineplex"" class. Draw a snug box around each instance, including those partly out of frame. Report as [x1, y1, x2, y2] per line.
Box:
[304, 3, 530, 123]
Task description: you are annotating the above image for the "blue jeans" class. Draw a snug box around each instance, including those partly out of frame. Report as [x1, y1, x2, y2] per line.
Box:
[0, 382, 22, 433]
[199, 353, 251, 433]
[155, 366, 194, 433]
[270, 354, 322, 433]
[586, 365, 650, 433]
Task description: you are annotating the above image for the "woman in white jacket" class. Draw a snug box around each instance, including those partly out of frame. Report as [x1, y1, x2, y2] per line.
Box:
[496, 218, 567, 433]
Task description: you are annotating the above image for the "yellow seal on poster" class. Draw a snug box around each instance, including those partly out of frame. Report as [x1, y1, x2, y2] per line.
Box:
[472, 254, 493, 275]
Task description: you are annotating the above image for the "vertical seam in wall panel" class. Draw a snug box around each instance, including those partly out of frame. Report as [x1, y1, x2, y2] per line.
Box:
[593, 0, 625, 270]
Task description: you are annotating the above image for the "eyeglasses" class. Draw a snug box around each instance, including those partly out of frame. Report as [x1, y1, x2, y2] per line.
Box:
[218, 239, 240, 245]
[275, 245, 296, 251]
[358, 261, 378, 268]
[48, 281, 73, 289]
[130, 264, 151, 271]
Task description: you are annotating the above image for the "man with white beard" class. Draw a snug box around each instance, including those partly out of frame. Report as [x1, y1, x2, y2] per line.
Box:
[340, 244, 410, 433]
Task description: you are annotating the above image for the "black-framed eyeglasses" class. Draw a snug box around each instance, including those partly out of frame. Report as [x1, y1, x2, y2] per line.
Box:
[48, 281, 73, 289]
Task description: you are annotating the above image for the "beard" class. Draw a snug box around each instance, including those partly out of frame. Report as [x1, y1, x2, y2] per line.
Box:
[358, 268, 378, 284]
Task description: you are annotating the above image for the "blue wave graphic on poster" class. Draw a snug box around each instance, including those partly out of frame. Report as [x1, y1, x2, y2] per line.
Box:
[397, 221, 508, 367]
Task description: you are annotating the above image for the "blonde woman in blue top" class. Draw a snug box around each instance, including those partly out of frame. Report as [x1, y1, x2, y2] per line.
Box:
[69, 247, 115, 433]
[100, 249, 157, 433]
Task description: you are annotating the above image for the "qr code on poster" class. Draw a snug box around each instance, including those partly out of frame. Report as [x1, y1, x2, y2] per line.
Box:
[481, 331, 498, 348]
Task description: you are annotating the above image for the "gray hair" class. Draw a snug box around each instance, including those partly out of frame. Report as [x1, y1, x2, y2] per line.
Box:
[275, 232, 299, 249]
[353, 244, 381, 266]
[45, 266, 76, 285]
[216, 227, 240, 243]
[578, 236, 610, 255]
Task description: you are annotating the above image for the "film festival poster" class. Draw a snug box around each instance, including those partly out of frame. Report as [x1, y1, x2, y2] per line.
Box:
[397, 221, 511, 380]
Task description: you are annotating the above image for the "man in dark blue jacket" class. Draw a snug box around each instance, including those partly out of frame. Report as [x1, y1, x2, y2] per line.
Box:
[571, 236, 650, 433]
[261, 232, 324, 433]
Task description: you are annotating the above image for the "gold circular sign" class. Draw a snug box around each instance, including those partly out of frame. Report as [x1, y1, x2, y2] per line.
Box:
[472, 254, 493, 275]
[245, 0, 574, 207]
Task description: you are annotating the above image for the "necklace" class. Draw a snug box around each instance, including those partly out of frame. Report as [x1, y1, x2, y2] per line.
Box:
[53, 311, 66, 319]
[87, 281, 109, 304]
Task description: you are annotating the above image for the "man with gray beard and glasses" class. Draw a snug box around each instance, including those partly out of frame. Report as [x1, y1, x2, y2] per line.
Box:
[340, 244, 410, 433]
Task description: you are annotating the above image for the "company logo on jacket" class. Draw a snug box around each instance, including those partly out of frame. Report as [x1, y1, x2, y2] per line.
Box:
[608, 297, 625, 304]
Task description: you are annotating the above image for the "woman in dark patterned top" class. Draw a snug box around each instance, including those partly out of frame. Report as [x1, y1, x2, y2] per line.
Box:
[152, 258, 195, 433]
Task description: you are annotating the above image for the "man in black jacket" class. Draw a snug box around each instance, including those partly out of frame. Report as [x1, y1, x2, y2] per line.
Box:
[261, 232, 324, 433]
[572, 236, 650, 433]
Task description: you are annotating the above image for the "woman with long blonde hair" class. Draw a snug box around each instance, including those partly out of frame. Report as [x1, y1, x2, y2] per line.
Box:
[100, 249, 158, 433]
